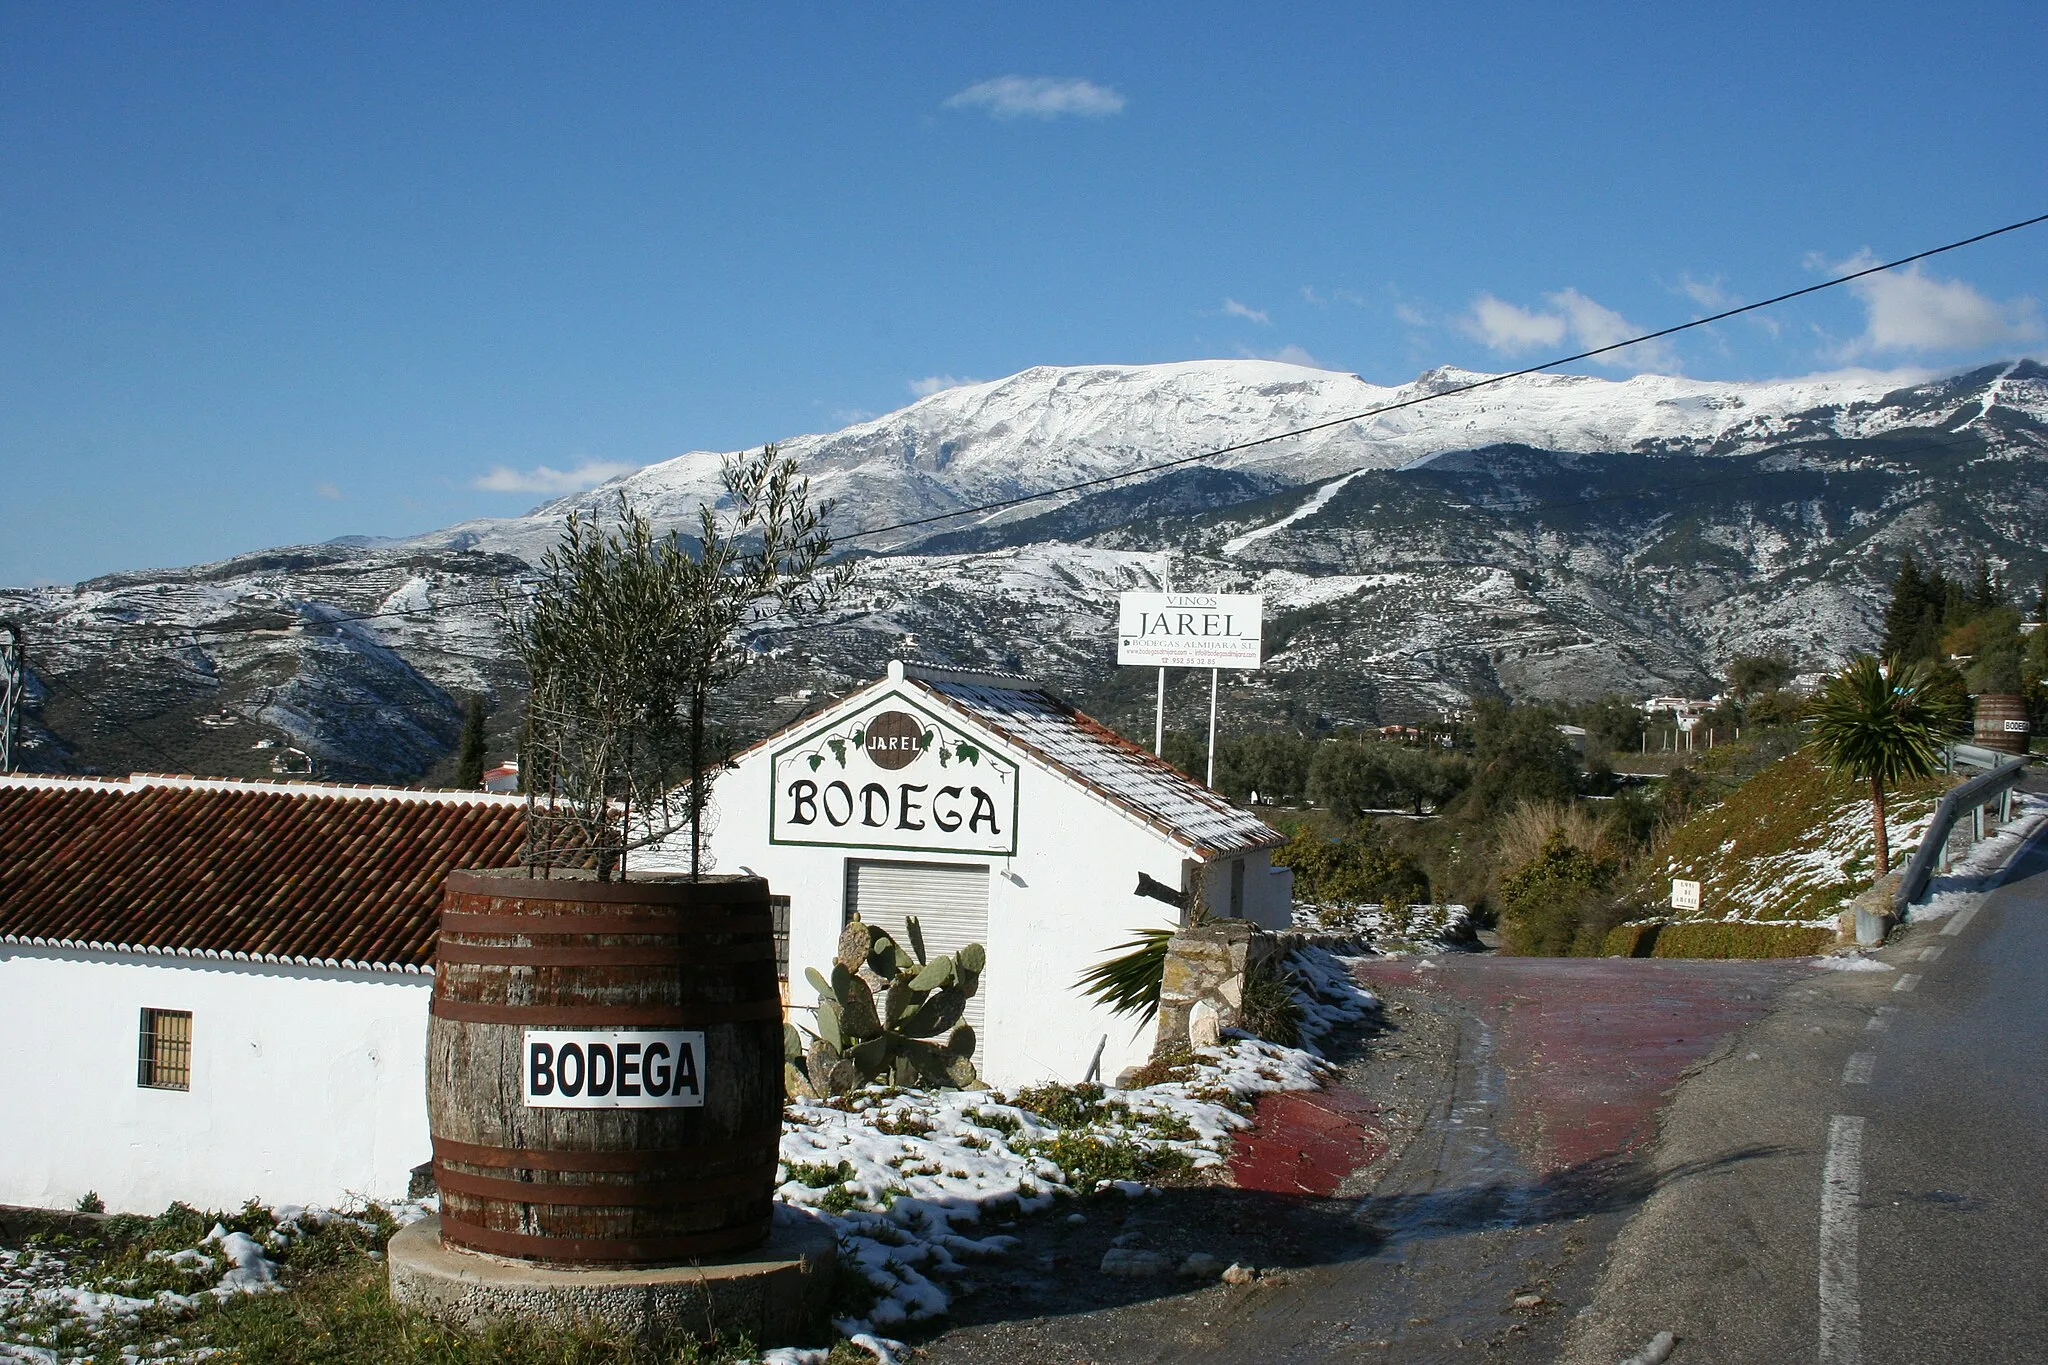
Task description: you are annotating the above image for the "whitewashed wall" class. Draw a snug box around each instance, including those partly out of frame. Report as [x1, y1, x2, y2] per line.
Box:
[667, 685, 1290, 1090]
[0, 948, 429, 1215]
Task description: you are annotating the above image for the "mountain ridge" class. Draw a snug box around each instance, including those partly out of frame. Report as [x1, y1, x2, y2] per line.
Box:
[5, 357, 2044, 783]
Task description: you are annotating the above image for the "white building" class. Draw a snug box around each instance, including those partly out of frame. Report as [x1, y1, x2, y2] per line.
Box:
[658, 662, 1291, 1089]
[0, 773, 524, 1215]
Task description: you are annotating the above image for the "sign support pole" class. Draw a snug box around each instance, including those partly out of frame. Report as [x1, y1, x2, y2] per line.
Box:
[1206, 668, 1218, 788]
[1154, 667, 1166, 755]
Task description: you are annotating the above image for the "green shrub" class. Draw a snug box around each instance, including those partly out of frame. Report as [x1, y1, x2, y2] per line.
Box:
[1603, 920, 1837, 959]
[1274, 826, 1430, 905]
[1499, 832, 1615, 956]
[1239, 958, 1303, 1047]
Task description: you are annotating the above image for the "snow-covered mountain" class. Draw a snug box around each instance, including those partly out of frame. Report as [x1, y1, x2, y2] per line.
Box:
[6, 358, 2046, 782]
[412, 359, 2025, 559]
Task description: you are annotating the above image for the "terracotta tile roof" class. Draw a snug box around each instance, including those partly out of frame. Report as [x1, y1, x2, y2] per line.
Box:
[903, 665, 1285, 859]
[0, 775, 525, 972]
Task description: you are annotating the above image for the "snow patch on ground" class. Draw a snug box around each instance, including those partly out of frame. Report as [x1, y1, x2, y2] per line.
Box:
[1813, 955, 1895, 972]
[1907, 792, 2048, 924]
[0, 1206, 370, 1364]
[1293, 901, 1473, 953]
[772, 947, 1376, 1339]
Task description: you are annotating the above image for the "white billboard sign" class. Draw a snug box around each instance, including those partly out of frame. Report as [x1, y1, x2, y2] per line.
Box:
[523, 1029, 705, 1109]
[1117, 592, 1264, 669]
[769, 689, 1020, 856]
[1670, 879, 1702, 913]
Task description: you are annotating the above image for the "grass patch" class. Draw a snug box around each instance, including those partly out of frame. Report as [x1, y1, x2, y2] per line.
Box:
[1022, 1132, 1194, 1189]
[1004, 1082, 1106, 1128]
[1, 1203, 775, 1365]
[1604, 920, 1838, 959]
[1622, 748, 1952, 923]
[781, 1159, 857, 1189]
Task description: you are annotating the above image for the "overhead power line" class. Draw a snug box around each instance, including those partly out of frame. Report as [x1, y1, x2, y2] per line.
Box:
[844, 209, 2048, 542]
[29, 208, 2048, 648]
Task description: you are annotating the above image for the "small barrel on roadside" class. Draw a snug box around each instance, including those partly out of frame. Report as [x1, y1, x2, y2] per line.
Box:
[1973, 693, 2032, 755]
[427, 869, 783, 1266]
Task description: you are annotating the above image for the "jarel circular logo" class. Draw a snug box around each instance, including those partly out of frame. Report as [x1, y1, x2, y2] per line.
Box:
[864, 710, 928, 770]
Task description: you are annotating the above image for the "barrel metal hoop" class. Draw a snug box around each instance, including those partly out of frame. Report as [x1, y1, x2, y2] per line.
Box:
[440, 910, 766, 936]
[434, 942, 776, 968]
[432, 1161, 778, 1205]
[437, 1212, 773, 1263]
[430, 1129, 782, 1172]
[443, 870, 769, 907]
[429, 998, 783, 1026]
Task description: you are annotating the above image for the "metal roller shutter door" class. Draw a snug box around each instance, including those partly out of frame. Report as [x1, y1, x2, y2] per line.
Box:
[845, 859, 990, 1045]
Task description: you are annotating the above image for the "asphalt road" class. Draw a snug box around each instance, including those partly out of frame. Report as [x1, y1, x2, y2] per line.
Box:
[920, 953, 1811, 1364]
[1566, 811, 2048, 1364]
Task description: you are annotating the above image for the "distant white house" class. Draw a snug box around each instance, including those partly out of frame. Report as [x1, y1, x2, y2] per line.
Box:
[481, 760, 520, 794]
[645, 661, 1291, 1090]
[0, 774, 524, 1215]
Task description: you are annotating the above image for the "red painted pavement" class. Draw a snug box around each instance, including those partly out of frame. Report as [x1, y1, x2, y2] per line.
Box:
[1353, 956, 1802, 1173]
[1229, 1084, 1388, 1196]
[1227, 955, 1806, 1194]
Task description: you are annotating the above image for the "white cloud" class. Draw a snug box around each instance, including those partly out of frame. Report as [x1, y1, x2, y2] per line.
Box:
[943, 76, 1126, 121]
[1463, 294, 1566, 352]
[1680, 275, 1735, 310]
[1461, 288, 1676, 371]
[1829, 250, 2041, 358]
[314, 481, 343, 501]
[1299, 286, 1325, 306]
[474, 459, 640, 495]
[1221, 298, 1270, 325]
[908, 375, 982, 398]
[1394, 301, 1430, 328]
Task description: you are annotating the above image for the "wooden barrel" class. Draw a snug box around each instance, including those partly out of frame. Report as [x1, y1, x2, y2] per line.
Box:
[1973, 694, 2031, 755]
[428, 870, 782, 1266]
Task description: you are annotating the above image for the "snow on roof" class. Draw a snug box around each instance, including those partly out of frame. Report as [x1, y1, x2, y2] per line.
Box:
[901, 664, 1282, 859]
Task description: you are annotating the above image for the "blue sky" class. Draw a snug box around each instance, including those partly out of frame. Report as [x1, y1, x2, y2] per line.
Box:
[3, 2, 2044, 586]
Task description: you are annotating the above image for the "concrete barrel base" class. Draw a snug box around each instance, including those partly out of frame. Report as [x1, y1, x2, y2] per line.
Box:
[387, 1213, 836, 1348]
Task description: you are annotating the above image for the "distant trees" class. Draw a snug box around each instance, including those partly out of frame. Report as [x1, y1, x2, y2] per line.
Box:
[1273, 825, 1431, 907]
[1462, 700, 1580, 816]
[1726, 651, 1797, 701]
[1882, 552, 2018, 665]
[452, 695, 487, 792]
[1807, 655, 1967, 876]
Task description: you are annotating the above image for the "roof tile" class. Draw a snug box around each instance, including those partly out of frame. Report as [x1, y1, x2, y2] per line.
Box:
[0, 776, 526, 969]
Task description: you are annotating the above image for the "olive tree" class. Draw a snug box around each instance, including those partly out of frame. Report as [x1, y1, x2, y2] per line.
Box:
[506, 445, 843, 880]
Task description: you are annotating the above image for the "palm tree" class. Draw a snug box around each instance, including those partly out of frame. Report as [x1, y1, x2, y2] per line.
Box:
[1807, 655, 1967, 876]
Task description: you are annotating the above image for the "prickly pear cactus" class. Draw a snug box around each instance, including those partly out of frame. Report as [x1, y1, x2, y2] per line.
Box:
[785, 914, 985, 1097]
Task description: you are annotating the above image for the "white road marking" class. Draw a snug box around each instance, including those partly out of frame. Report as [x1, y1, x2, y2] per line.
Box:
[1941, 903, 1981, 937]
[1864, 1014, 1889, 1032]
[1918, 944, 1946, 962]
[1893, 973, 1921, 993]
[1843, 1052, 1876, 1085]
[1820, 1114, 1867, 1365]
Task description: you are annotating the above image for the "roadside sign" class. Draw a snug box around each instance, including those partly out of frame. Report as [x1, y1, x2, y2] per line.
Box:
[1670, 879, 1702, 912]
[1117, 591, 1263, 669]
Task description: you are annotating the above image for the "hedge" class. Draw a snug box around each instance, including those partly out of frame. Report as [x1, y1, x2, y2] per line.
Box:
[1603, 920, 1837, 959]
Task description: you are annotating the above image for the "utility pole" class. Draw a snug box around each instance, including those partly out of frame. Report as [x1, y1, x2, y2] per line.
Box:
[0, 621, 23, 774]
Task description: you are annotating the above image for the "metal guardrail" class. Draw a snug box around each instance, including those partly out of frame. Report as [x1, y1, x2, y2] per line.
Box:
[1895, 753, 2032, 912]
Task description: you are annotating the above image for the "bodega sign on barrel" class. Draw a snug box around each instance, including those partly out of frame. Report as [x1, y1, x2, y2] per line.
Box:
[768, 690, 1020, 856]
[523, 1029, 706, 1109]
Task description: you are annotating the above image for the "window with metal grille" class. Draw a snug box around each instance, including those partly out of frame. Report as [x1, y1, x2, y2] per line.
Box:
[137, 1008, 192, 1090]
[769, 894, 791, 981]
